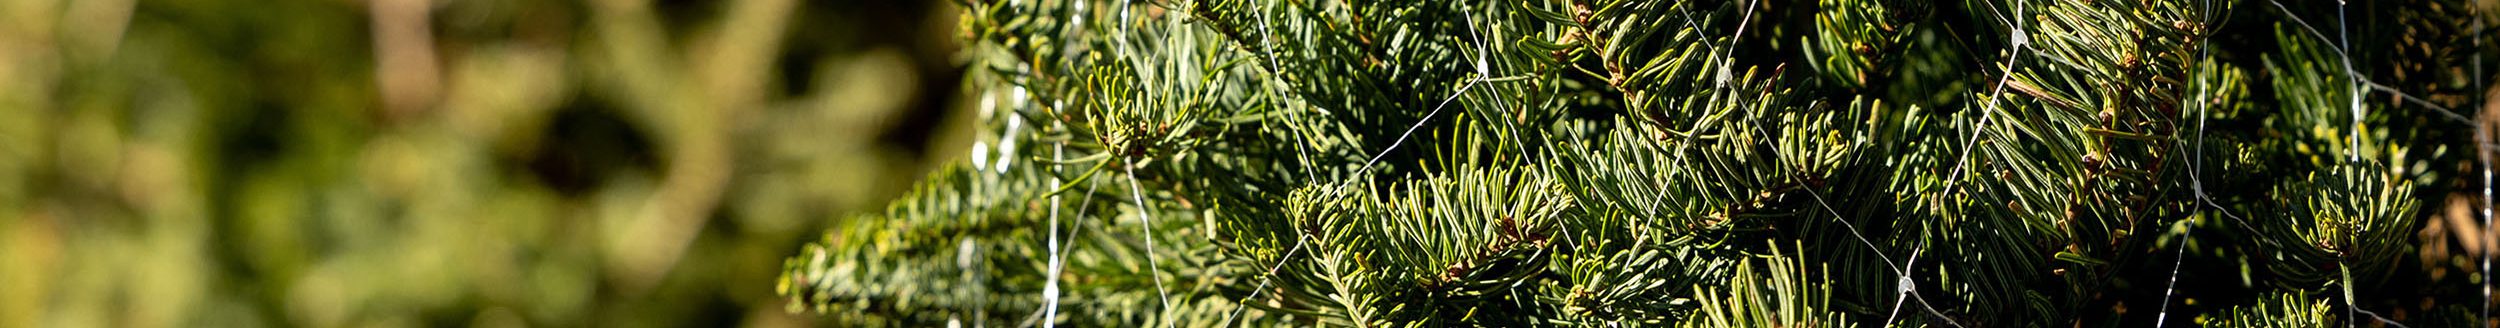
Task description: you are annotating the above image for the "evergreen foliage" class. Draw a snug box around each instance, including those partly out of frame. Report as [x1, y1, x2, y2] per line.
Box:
[781, 0, 2497, 325]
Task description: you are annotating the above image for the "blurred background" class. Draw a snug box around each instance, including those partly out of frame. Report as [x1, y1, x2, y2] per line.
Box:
[0, 0, 971, 326]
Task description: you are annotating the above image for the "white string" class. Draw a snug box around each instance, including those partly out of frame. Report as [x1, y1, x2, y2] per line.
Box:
[1121, 159, 1176, 328]
[1098, 1, 1179, 325]
[2260, 1, 2470, 125]
[1214, 2, 1323, 324]
[1116, 0, 1131, 31]
[1043, 129, 1068, 328]
[2355, 306, 2414, 328]
[2267, 0, 2480, 157]
[1850, 1, 2041, 325]
[1277, 29, 1495, 328]
[2470, 0, 2490, 322]
[2156, 2, 2225, 325]
[1789, 167, 1965, 328]
[1217, 233, 1309, 324]
[1249, 0, 1318, 180]
[998, 99, 1026, 174]
[2483, 135, 2493, 325]
[1226, 7, 1496, 322]
[1037, 2, 1104, 319]
[1463, 12, 1537, 165]
[1685, 1, 1961, 325]
[1913, 6, 2026, 323]
[1343, 82, 1477, 186]
[1663, 1, 1750, 209]
[1740, 109, 1961, 326]
[1697, 3, 1959, 324]
[2249, 5, 2437, 326]
[2470, 0, 2498, 322]
[1880, 248, 1923, 325]
[2260, 21, 2491, 311]
[2153, 208, 2196, 328]
[2336, 2, 2360, 164]
[2293, 2, 2392, 325]
[2360, 82, 2475, 123]
[1056, 170, 1107, 318]
[1719, 0, 1759, 88]
[1938, 0, 2029, 205]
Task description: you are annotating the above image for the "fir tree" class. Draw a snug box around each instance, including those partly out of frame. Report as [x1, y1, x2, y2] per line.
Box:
[779, 0, 2496, 325]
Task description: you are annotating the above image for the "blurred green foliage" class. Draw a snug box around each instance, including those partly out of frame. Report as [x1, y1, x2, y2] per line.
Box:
[0, 0, 968, 326]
